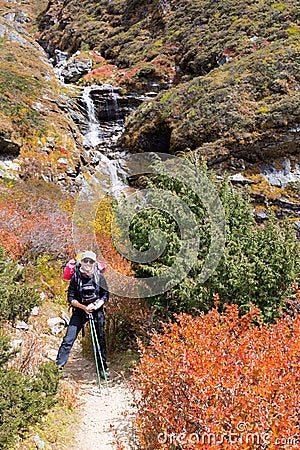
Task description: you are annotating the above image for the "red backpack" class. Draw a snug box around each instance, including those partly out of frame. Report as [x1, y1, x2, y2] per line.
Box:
[63, 258, 106, 281]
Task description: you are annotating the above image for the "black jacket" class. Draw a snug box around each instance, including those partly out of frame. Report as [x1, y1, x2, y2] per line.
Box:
[67, 266, 109, 306]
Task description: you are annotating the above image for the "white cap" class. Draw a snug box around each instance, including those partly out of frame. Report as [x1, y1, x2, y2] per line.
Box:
[81, 251, 97, 262]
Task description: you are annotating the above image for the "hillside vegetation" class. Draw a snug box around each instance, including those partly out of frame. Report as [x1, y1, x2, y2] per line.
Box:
[38, 0, 300, 166]
[0, 0, 82, 184]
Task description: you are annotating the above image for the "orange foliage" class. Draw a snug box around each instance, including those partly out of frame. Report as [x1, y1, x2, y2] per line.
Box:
[0, 229, 24, 260]
[1, 322, 47, 375]
[84, 64, 116, 82]
[0, 183, 74, 258]
[58, 380, 84, 411]
[94, 203, 153, 351]
[92, 52, 106, 62]
[94, 197, 133, 275]
[112, 431, 126, 450]
[96, 232, 132, 276]
[134, 298, 300, 449]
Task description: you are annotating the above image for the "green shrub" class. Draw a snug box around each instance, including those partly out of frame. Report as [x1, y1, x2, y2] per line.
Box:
[124, 159, 299, 322]
[0, 336, 17, 369]
[0, 247, 60, 449]
[0, 246, 41, 325]
[0, 363, 59, 449]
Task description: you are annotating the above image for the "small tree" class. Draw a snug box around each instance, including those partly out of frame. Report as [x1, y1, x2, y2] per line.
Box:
[0, 246, 41, 325]
[125, 159, 299, 322]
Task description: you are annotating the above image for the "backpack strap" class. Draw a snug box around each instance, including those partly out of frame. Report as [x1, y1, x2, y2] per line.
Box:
[73, 264, 102, 300]
[94, 265, 101, 287]
[73, 264, 83, 293]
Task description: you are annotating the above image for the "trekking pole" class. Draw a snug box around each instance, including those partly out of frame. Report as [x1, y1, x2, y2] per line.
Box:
[88, 314, 102, 394]
[89, 315, 109, 393]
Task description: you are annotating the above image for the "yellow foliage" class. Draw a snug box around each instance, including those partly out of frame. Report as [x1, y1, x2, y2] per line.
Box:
[257, 106, 269, 114]
[36, 254, 67, 302]
[94, 196, 114, 236]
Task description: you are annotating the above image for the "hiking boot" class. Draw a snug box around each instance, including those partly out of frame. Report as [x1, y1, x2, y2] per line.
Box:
[100, 368, 110, 379]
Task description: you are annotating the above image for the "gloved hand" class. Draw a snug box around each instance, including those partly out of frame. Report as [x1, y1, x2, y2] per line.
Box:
[86, 299, 104, 312]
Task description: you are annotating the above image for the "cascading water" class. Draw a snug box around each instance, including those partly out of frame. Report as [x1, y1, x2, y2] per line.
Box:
[80, 85, 127, 196]
[106, 85, 121, 122]
[51, 51, 146, 195]
[82, 85, 103, 148]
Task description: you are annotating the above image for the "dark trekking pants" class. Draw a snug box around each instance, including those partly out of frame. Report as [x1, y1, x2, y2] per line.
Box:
[56, 308, 107, 369]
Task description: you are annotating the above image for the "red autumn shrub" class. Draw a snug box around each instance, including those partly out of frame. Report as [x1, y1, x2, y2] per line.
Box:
[0, 182, 73, 259]
[0, 229, 24, 259]
[134, 297, 300, 449]
[105, 294, 154, 352]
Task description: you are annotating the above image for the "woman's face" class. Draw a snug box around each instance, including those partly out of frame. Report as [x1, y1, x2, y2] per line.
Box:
[81, 258, 96, 274]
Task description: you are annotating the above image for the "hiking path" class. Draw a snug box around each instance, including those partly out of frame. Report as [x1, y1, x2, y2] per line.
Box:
[62, 341, 137, 450]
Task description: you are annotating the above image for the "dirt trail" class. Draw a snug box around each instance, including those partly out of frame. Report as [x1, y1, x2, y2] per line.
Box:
[62, 342, 137, 450]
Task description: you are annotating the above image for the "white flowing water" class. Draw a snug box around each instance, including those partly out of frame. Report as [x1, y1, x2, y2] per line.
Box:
[82, 85, 103, 148]
[81, 85, 128, 196]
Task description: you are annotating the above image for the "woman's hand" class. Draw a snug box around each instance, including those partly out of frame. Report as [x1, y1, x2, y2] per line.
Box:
[71, 300, 90, 314]
[86, 303, 96, 313]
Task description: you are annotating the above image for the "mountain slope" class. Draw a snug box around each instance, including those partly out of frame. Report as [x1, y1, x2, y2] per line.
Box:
[0, 0, 83, 185]
[37, 0, 300, 168]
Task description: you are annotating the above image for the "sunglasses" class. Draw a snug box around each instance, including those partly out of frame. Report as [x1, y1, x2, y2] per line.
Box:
[82, 258, 96, 265]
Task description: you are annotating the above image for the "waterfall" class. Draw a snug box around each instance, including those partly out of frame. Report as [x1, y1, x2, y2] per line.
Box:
[81, 85, 127, 196]
[81, 85, 103, 148]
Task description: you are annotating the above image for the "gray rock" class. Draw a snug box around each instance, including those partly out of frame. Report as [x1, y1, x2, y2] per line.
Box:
[10, 339, 23, 349]
[229, 173, 253, 185]
[0, 21, 27, 45]
[61, 57, 92, 83]
[293, 220, 300, 232]
[3, 10, 29, 24]
[33, 434, 45, 449]
[261, 158, 300, 187]
[47, 317, 65, 335]
[57, 157, 68, 165]
[274, 198, 300, 212]
[31, 306, 39, 316]
[0, 18, 41, 51]
[53, 49, 69, 67]
[16, 321, 29, 330]
[46, 349, 58, 362]
[255, 211, 268, 222]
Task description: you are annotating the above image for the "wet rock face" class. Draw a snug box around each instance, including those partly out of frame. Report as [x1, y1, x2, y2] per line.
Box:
[133, 128, 172, 153]
[78, 85, 150, 122]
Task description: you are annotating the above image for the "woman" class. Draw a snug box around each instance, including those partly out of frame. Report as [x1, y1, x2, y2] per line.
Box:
[56, 250, 109, 377]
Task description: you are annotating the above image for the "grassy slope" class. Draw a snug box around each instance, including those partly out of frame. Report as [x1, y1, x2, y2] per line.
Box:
[37, 0, 300, 164]
[0, 0, 82, 180]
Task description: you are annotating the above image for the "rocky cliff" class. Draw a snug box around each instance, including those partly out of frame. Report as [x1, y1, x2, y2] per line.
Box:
[0, 0, 85, 187]
[36, 0, 300, 169]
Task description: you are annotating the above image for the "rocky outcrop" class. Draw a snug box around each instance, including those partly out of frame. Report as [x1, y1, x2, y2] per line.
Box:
[36, 0, 300, 173]
[0, 134, 20, 156]
[60, 56, 92, 83]
[0, 1, 85, 186]
[78, 84, 150, 122]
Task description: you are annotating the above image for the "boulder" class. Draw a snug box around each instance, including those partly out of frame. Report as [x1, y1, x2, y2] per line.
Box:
[61, 57, 92, 83]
